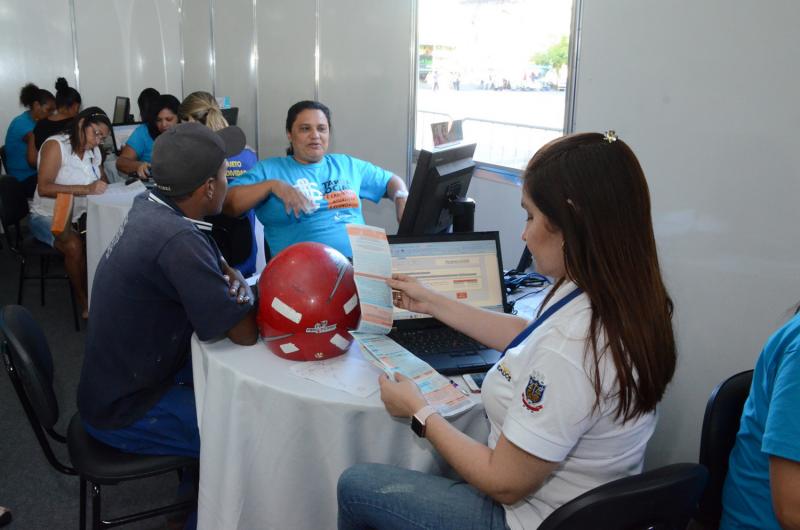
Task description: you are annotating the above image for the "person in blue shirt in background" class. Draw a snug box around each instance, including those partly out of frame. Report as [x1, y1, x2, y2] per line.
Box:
[115, 94, 180, 179]
[223, 100, 408, 259]
[180, 90, 259, 276]
[721, 307, 800, 530]
[3, 83, 55, 197]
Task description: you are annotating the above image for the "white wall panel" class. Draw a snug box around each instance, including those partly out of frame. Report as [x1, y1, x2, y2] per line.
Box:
[211, 0, 257, 151]
[0, 0, 74, 136]
[318, 0, 411, 176]
[255, 0, 316, 158]
[318, 0, 413, 233]
[75, 0, 181, 116]
[181, 0, 213, 96]
[573, 0, 800, 467]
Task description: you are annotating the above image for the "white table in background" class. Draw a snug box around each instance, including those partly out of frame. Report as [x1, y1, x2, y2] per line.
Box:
[191, 337, 489, 530]
[86, 181, 146, 300]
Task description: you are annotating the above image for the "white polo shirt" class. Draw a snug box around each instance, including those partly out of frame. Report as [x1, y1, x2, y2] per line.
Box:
[482, 281, 657, 530]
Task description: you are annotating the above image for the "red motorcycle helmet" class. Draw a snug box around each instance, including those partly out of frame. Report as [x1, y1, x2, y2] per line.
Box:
[257, 242, 361, 361]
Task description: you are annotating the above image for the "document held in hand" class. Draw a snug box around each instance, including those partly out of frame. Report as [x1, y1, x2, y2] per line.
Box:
[346, 224, 475, 418]
[50, 193, 74, 236]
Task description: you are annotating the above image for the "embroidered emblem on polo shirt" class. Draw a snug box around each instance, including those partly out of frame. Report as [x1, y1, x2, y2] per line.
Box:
[496, 362, 512, 382]
[521, 371, 546, 413]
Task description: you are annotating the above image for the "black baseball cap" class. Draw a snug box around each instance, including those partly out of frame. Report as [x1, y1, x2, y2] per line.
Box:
[151, 122, 246, 196]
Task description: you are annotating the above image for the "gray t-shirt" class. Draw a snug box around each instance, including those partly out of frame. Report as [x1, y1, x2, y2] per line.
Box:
[78, 192, 253, 429]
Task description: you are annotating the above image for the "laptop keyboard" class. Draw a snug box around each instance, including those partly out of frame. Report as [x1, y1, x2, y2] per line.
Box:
[389, 327, 488, 356]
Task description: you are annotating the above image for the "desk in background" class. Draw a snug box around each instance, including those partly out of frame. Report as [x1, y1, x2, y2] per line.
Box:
[191, 337, 489, 530]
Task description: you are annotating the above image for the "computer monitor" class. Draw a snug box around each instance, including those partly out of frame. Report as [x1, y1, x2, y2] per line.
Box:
[112, 96, 130, 125]
[397, 143, 477, 236]
[221, 107, 239, 126]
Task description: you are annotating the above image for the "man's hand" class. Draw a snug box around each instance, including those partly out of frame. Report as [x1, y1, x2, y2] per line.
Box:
[221, 260, 253, 304]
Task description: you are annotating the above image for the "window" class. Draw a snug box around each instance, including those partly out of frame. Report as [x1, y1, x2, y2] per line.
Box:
[415, 0, 575, 170]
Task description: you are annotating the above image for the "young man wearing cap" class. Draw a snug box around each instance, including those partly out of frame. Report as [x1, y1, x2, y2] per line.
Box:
[77, 122, 257, 458]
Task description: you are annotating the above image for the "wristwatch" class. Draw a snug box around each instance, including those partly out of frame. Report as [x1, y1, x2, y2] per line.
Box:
[411, 405, 438, 438]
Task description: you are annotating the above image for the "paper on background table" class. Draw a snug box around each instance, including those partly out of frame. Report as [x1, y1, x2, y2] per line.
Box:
[290, 350, 381, 398]
[353, 334, 475, 418]
[103, 180, 146, 195]
[346, 224, 394, 334]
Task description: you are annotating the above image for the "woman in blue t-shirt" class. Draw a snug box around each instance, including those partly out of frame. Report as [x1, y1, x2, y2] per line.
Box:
[3, 83, 55, 197]
[115, 94, 179, 179]
[223, 100, 408, 259]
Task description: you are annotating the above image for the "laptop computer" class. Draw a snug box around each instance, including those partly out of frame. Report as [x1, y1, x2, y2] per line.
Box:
[387, 231, 510, 375]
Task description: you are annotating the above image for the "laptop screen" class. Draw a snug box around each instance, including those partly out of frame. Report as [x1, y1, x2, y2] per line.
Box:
[111, 123, 140, 154]
[389, 233, 506, 321]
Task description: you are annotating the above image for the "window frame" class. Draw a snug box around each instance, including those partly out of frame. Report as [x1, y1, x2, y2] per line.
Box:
[407, 0, 582, 183]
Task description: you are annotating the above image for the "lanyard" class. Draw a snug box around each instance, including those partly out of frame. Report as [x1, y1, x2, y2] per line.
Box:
[503, 286, 583, 354]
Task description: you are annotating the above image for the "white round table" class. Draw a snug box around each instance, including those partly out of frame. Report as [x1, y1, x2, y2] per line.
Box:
[191, 336, 489, 530]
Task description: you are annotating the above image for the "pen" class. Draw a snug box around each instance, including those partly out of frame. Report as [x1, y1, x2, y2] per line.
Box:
[449, 379, 470, 396]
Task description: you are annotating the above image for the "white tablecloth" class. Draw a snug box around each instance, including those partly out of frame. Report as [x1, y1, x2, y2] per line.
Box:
[191, 336, 489, 530]
[86, 182, 145, 301]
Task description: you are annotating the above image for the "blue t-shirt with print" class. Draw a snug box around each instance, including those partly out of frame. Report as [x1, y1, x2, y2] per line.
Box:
[229, 154, 392, 258]
[227, 147, 258, 181]
[3, 110, 36, 180]
[125, 123, 155, 162]
[721, 312, 800, 529]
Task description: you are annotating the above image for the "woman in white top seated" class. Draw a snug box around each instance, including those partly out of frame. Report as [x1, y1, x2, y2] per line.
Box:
[337, 132, 678, 530]
[29, 107, 110, 318]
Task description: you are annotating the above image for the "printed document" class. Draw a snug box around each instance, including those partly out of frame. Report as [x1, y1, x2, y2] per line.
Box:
[346, 224, 475, 417]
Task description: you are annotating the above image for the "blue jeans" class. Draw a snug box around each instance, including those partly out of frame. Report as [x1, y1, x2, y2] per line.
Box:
[82, 362, 199, 458]
[337, 463, 509, 530]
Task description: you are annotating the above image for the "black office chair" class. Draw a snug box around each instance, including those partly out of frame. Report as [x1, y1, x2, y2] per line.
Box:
[0, 175, 80, 330]
[537, 463, 708, 530]
[692, 369, 754, 530]
[0, 305, 197, 530]
[207, 211, 255, 272]
[0, 145, 7, 174]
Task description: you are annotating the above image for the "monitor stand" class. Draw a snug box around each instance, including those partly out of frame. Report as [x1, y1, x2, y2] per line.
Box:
[448, 196, 475, 233]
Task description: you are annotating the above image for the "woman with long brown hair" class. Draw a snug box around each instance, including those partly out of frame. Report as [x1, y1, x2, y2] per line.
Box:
[29, 107, 110, 318]
[337, 132, 677, 530]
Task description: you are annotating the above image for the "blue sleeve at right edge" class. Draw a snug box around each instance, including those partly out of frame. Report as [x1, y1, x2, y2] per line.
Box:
[762, 347, 800, 462]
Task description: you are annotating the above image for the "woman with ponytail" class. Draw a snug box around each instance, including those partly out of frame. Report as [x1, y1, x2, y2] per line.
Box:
[179, 91, 259, 276]
[27, 77, 82, 166]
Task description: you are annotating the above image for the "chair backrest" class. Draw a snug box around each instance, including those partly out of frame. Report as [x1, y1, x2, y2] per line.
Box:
[0, 175, 30, 248]
[1, 305, 60, 430]
[537, 463, 709, 530]
[0, 144, 7, 173]
[208, 212, 254, 268]
[694, 369, 754, 528]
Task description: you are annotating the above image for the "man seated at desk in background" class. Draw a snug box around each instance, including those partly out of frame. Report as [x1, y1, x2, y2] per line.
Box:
[77, 122, 257, 460]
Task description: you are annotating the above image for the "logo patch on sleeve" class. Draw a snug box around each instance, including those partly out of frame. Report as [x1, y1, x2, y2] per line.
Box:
[496, 362, 512, 382]
[521, 372, 546, 413]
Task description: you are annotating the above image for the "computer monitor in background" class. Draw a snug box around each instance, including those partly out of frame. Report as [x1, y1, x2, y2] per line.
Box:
[112, 96, 131, 125]
[397, 143, 477, 236]
[221, 107, 239, 126]
[110, 123, 141, 155]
